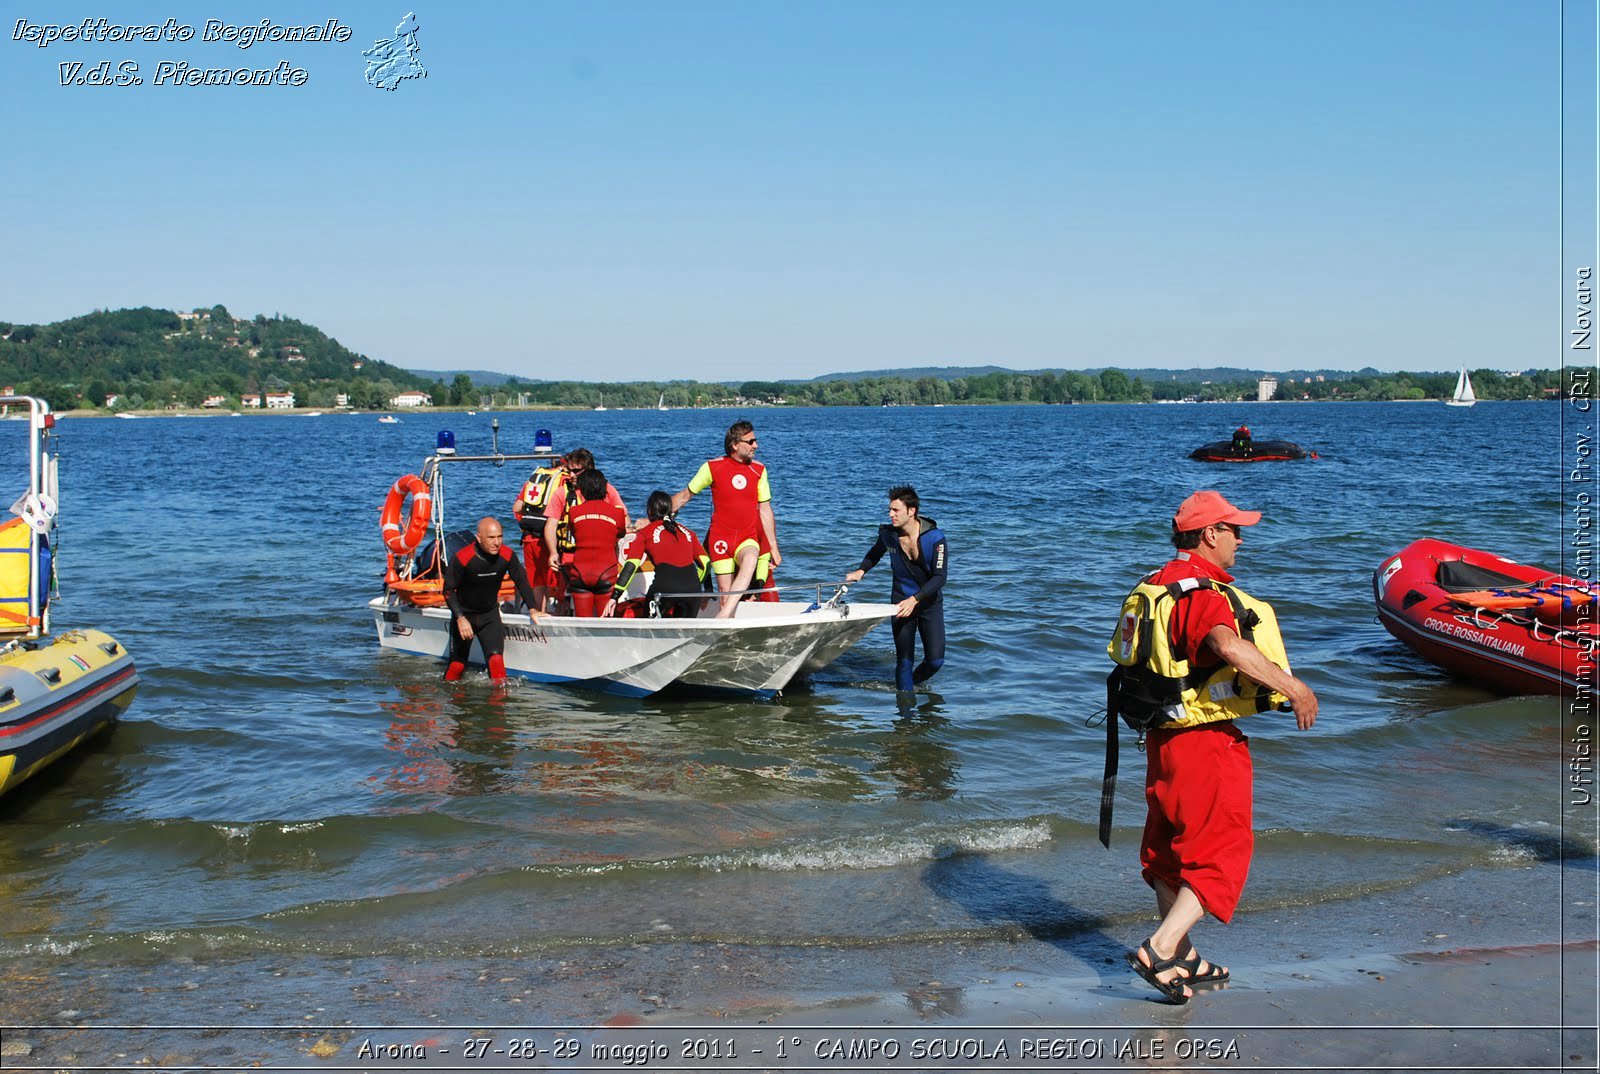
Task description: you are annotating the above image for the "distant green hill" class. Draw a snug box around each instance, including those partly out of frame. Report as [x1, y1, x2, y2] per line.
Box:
[406, 368, 545, 387]
[0, 305, 433, 410]
[0, 307, 1563, 409]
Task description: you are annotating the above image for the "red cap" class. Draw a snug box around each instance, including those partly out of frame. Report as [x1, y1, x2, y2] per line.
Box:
[1173, 490, 1262, 531]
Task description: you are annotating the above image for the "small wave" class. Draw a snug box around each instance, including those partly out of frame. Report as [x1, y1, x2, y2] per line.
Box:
[492, 819, 1056, 881]
[700, 818, 1052, 873]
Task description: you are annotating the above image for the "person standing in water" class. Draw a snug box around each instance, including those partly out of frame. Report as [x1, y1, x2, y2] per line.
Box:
[845, 485, 947, 692]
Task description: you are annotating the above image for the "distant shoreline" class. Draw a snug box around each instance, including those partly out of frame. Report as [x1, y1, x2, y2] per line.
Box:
[60, 398, 1551, 419]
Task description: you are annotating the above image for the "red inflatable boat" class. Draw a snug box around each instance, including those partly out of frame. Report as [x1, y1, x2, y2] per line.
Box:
[1373, 539, 1599, 696]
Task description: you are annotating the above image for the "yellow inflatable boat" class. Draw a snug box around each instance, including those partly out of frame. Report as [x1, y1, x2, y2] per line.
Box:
[0, 396, 138, 797]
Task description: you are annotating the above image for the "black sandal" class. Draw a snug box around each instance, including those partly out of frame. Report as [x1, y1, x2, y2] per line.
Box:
[1177, 947, 1229, 985]
[1125, 939, 1192, 1004]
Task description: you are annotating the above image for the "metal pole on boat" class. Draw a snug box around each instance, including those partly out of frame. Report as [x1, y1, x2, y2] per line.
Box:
[490, 418, 501, 460]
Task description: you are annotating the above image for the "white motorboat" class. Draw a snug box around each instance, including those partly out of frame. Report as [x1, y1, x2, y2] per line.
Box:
[378, 415, 400, 424]
[1446, 367, 1476, 407]
[369, 430, 896, 696]
[370, 592, 892, 696]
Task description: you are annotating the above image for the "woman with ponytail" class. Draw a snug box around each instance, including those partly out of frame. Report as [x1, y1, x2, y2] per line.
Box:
[612, 491, 711, 618]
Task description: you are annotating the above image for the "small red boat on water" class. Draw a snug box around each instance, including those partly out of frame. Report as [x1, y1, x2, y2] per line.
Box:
[1373, 538, 1599, 696]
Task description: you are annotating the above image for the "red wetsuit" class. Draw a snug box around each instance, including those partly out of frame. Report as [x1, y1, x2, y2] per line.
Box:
[562, 497, 627, 617]
[615, 519, 710, 617]
[1138, 551, 1254, 922]
[688, 456, 770, 572]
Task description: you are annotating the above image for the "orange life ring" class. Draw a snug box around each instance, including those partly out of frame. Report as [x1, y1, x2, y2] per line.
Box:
[380, 474, 432, 555]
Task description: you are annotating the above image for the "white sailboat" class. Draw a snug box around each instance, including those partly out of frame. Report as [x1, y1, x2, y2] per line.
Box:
[1446, 367, 1476, 407]
[593, 394, 607, 412]
[657, 392, 668, 412]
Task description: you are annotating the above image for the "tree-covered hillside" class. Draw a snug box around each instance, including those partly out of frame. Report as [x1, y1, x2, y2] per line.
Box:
[0, 306, 434, 411]
[0, 305, 1567, 410]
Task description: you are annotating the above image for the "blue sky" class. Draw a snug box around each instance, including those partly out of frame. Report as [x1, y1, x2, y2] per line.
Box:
[0, 2, 1569, 379]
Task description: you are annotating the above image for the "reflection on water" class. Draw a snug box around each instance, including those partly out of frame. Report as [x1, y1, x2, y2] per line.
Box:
[878, 699, 960, 801]
[373, 678, 971, 813]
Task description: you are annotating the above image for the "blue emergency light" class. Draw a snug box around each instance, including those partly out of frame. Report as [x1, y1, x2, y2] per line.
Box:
[436, 430, 456, 455]
[535, 428, 552, 452]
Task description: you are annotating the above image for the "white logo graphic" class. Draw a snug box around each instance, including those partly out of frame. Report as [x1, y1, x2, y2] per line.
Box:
[9, 491, 56, 536]
[1117, 611, 1138, 661]
[1376, 557, 1403, 598]
[731, 474, 748, 490]
[713, 539, 728, 556]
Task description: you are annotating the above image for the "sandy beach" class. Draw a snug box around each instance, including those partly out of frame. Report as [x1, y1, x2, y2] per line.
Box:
[2, 856, 1592, 1071]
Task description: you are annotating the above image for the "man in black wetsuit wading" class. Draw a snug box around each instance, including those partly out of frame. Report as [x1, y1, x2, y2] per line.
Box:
[442, 517, 547, 683]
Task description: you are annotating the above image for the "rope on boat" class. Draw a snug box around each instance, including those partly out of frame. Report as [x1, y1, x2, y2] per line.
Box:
[1451, 580, 1598, 613]
[1464, 602, 1600, 653]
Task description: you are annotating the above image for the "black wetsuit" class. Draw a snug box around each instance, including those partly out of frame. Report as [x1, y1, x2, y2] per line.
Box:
[858, 518, 948, 691]
[442, 541, 540, 667]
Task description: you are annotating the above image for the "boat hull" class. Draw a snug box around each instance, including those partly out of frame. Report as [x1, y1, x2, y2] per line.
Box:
[1189, 439, 1310, 462]
[0, 629, 139, 796]
[1373, 538, 1596, 696]
[369, 596, 897, 696]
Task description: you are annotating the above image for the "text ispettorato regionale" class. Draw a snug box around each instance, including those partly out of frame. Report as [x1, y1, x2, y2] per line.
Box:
[12, 18, 353, 49]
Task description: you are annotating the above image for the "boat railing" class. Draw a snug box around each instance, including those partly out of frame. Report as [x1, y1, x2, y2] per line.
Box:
[645, 581, 854, 612]
[420, 449, 563, 483]
[0, 395, 54, 639]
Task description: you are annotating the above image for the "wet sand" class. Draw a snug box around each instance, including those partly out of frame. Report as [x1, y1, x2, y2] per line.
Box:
[2, 859, 1592, 1071]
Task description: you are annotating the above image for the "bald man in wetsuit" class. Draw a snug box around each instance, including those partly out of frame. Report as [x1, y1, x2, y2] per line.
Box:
[442, 517, 548, 682]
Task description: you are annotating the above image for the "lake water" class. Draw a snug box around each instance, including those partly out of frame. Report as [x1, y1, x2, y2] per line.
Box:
[0, 400, 1585, 1053]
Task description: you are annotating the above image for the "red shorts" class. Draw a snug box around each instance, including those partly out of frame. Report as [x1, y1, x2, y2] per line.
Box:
[1139, 721, 1253, 923]
[521, 537, 562, 595]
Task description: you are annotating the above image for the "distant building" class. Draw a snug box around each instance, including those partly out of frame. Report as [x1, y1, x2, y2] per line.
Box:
[104, 394, 120, 408]
[1257, 376, 1278, 402]
[335, 393, 350, 408]
[202, 395, 227, 408]
[265, 391, 296, 409]
[391, 391, 431, 407]
[352, 361, 364, 370]
[241, 393, 262, 408]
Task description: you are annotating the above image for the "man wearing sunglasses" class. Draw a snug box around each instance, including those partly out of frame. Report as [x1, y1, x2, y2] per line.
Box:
[671, 419, 779, 618]
[1115, 490, 1318, 1004]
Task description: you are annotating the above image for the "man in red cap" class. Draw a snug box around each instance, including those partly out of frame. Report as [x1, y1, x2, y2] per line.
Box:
[1120, 490, 1318, 1003]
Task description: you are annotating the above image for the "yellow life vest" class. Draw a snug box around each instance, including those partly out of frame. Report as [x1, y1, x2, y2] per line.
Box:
[519, 466, 565, 511]
[555, 481, 585, 555]
[1107, 572, 1290, 731]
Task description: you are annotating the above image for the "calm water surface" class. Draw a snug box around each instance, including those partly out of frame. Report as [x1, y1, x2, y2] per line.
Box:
[0, 402, 1574, 975]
